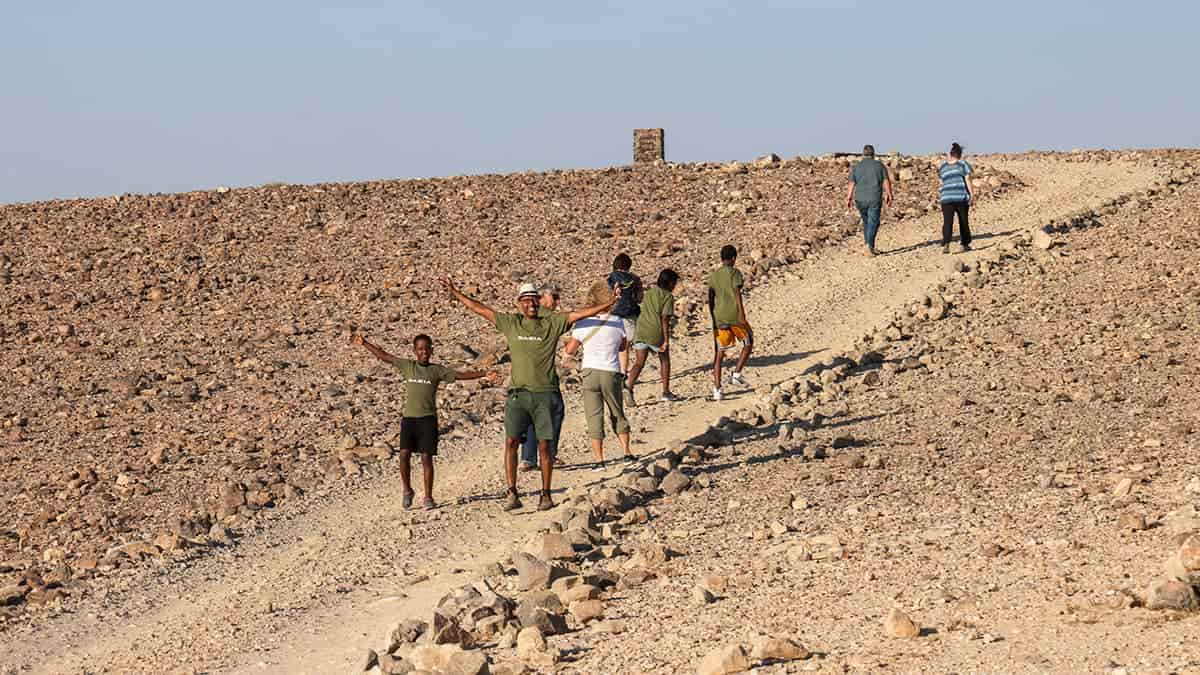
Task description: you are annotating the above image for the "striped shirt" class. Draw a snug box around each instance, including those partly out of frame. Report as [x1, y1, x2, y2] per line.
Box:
[938, 160, 973, 204]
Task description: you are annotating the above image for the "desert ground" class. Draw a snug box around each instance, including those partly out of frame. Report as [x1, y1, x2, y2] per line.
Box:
[1, 149, 1198, 674]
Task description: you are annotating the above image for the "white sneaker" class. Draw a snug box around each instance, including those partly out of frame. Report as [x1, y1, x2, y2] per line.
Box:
[729, 371, 748, 387]
[712, 387, 724, 401]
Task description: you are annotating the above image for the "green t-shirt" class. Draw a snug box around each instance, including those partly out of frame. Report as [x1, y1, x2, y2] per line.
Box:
[707, 265, 744, 326]
[494, 312, 572, 392]
[393, 359, 456, 418]
[635, 286, 675, 346]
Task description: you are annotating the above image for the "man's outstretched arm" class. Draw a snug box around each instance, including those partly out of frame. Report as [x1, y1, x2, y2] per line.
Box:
[350, 334, 399, 365]
[565, 288, 618, 324]
[439, 277, 497, 324]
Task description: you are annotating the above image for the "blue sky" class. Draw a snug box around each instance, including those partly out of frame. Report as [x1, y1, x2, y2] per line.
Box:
[3, 1, 1197, 203]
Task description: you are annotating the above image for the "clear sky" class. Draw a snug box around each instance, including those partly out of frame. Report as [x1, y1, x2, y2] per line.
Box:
[3, 1, 1197, 204]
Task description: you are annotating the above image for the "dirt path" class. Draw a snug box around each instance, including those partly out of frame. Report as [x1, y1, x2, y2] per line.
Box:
[1, 157, 1159, 675]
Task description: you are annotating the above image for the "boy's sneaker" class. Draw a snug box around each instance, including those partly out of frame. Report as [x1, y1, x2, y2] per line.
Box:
[402, 491, 415, 510]
[423, 497, 436, 511]
[660, 392, 681, 403]
[942, 244, 951, 254]
[502, 489, 522, 512]
[624, 386, 637, 408]
[537, 492, 554, 511]
[729, 371, 748, 387]
[712, 387, 724, 401]
[960, 243, 972, 252]
[591, 460, 606, 473]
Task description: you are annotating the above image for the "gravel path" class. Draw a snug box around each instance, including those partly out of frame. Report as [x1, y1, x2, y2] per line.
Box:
[0, 156, 1162, 674]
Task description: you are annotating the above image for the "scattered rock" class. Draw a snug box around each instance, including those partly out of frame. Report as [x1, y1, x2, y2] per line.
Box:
[883, 608, 920, 638]
[697, 644, 751, 675]
[750, 636, 811, 662]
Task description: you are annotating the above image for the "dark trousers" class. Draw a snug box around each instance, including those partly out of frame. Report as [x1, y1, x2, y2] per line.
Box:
[520, 389, 563, 465]
[941, 201, 971, 247]
[857, 203, 881, 249]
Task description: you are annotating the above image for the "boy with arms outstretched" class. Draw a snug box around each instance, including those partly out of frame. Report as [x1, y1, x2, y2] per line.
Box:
[351, 332, 498, 510]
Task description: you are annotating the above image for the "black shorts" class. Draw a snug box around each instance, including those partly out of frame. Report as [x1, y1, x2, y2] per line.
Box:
[399, 415, 439, 455]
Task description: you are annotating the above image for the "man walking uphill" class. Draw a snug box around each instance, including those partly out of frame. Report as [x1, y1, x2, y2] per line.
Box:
[440, 277, 619, 512]
[845, 144, 894, 257]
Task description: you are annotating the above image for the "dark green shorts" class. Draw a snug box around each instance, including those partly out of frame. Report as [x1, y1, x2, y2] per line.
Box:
[504, 390, 557, 441]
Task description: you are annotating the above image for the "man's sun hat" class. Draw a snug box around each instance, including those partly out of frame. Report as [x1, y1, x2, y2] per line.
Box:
[517, 282, 540, 299]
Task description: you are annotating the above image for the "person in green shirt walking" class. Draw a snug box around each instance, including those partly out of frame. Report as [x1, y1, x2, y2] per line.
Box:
[625, 268, 680, 405]
[707, 244, 753, 401]
[440, 277, 619, 512]
[350, 333, 498, 510]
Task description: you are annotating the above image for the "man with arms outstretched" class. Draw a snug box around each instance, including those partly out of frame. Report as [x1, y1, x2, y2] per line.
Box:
[350, 333, 497, 510]
[440, 278, 618, 512]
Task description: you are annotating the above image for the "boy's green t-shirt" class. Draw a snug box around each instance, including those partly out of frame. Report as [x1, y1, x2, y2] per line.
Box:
[494, 312, 572, 392]
[707, 265, 744, 325]
[635, 286, 675, 346]
[392, 358, 456, 418]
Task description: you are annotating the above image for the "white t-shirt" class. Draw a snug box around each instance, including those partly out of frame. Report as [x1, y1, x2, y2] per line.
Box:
[571, 314, 627, 373]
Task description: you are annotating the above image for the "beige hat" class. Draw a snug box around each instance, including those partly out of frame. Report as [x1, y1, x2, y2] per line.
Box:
[517, 282, 540, 299]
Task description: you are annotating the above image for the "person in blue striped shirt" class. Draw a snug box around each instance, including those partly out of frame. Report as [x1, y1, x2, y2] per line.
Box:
[938, 142, 975, 253]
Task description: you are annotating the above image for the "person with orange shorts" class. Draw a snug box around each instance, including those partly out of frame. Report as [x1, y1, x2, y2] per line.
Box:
[707, 244, 753, 401]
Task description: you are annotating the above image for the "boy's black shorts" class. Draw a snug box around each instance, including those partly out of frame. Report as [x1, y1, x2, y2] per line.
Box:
[399, 415, 439, 455]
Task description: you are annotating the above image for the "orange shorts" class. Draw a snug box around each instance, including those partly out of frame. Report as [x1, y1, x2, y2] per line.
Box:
[714, 323, 753, 349]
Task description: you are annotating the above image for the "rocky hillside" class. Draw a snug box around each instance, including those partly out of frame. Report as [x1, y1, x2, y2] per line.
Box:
[0, 154, 1022, 618]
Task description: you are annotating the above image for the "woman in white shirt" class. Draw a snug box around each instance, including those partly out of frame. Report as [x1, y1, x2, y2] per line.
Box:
[564, 282, 634, 470]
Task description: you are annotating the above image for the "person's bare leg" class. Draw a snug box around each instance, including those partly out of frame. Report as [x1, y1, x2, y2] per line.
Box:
[504, 437, 520, 490]
[735, 342, 753, 373]
[591, 438, 604, 464]
[618, 348, 629, 376]
[421, 453, 434, 501]
[617, 432, 631, 456]
[627, 348, 649, 387]
[399, 448, 413, 496]
[659, 352, 672, 395]
[538, 440, 553, 493]
[712, 345, 724, 389]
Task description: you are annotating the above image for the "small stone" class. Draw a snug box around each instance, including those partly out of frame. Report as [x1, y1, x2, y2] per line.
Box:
[697, 644, 751, 675]
[569, 599, 604, 623]
[0, 585, 27, 607]
[1112, 477, 1134, 497]
[430, 611, 474, 647]
[389, 619, 428, 648]
[363, 649, 379, 672]
[377, 653, 414, 675]
[661, 469, 692, 495]
[1032, 227, 1054, 250]
[883, 608, 920, 639]
[592, 619, 626, 634]
[693, 585, 717, 605]
[750, 636, 811, 662]
[701, 575, 729, 594]
[1144, 577, 1199, 611]
[538, 532, 576, 561]
[516, 626, 558, 667]
[513, 552, 553, 591]
[557, 584, 600, 604]
[1117, 513, 1147, 532]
